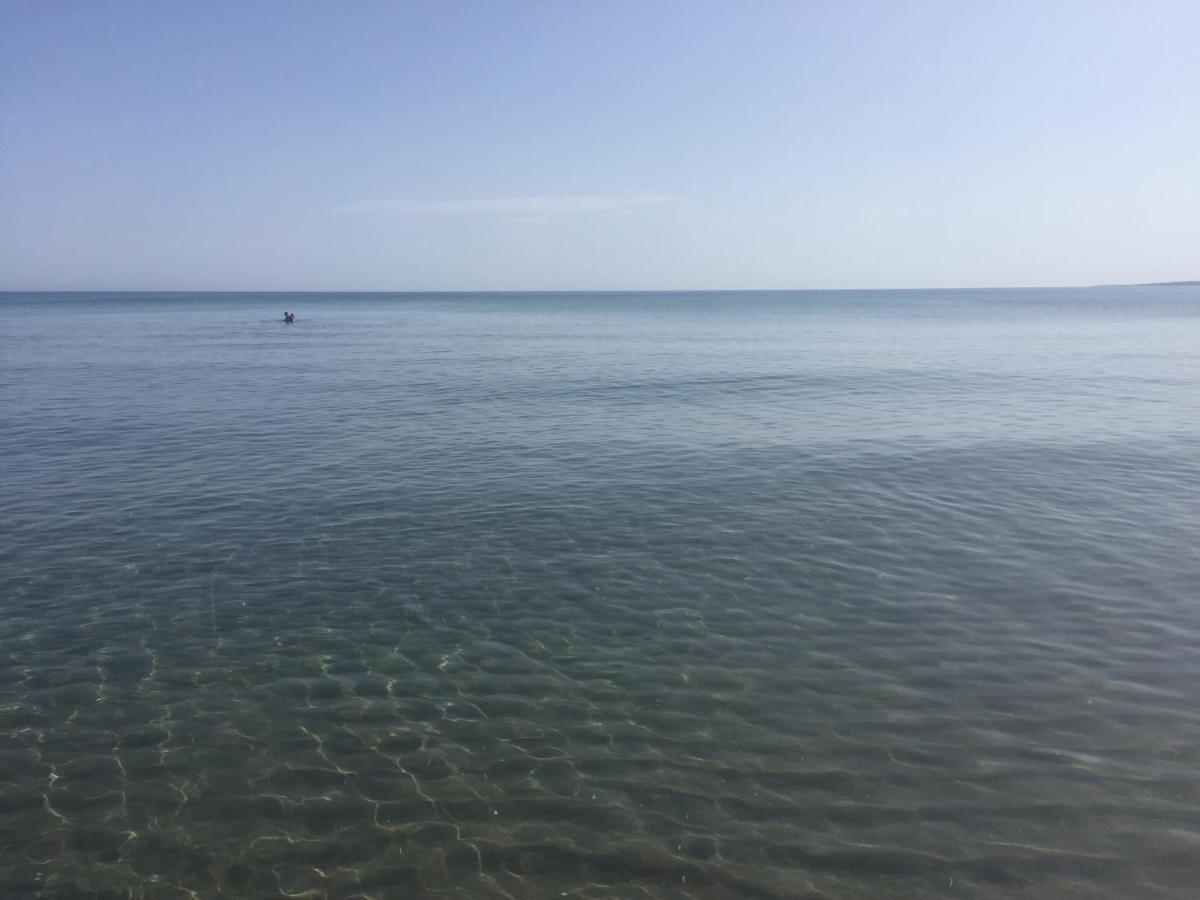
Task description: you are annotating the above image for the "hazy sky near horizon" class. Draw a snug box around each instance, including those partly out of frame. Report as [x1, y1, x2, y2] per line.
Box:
[2, 0, 1198, 291]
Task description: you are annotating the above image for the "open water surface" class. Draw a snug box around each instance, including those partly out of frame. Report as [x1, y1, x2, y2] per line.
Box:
[2, 288, 1200, 898]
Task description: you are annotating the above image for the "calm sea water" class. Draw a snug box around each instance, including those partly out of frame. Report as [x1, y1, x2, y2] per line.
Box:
[2, 288, 1200, 899]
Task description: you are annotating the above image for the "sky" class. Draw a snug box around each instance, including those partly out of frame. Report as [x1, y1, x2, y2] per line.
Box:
[1, 0, 1197, 291]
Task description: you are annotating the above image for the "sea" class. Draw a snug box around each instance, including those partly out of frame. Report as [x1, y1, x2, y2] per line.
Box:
[2, 287, 1199, 899]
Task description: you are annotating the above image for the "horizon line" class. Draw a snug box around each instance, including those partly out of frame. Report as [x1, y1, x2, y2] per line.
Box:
[2, 281, 1197, 296]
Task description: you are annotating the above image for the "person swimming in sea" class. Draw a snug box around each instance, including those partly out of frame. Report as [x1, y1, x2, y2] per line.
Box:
[283, 311, 295, 323]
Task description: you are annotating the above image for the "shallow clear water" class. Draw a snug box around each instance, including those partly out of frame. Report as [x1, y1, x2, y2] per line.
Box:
[2, 288, 1200, 898]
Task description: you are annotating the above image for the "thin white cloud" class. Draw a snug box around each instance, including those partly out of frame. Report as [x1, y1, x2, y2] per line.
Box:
[341, 192, 674, 216]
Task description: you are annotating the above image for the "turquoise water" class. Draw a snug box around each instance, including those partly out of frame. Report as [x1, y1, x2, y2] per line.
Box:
[2, 288, 1200, 898]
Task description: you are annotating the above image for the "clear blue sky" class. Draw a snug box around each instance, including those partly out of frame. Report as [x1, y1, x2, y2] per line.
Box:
[2, 0, 1197, 290]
